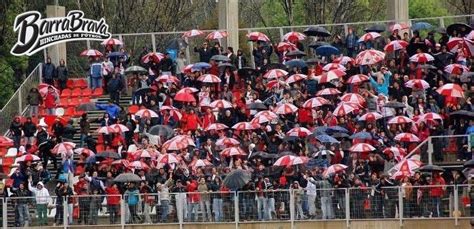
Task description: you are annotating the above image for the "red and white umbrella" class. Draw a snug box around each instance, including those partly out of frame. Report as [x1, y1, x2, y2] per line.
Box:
[394, 133, 420, 142]
[384, 40, 409, 52]
[333, 56, 355, 65]
[177, 87, 199, 94]
[405, 79, 430, 89]
[409, 53, 434, 63]
[316, 88, 342, 96]
[391, 158, 422, 179]
[274, 155, 308, 166]
[198, 74, 221, 83]
[283, 31, 306, 42]
[358, 112, 383, 122]
[263, 69, 288, 79]
[277, 42, 297, 52]
[302, 97, 330, 108]
[285, 73, 307, 84]
[388, 116, 413, 124]
[159, 106, 183, 120]
[80, 49, 103, 57]
[51, 142, 76, 155]
[110, 124, 129, 133]
[255, 110, 279, 119]
[128, 161, 150, 170]
[216, 137, 240, 146]
[210, 99, 233, 109]
[189, 159, 212, 168]
[0, 136, 13, 147]
[162, 136, 194, 151]
[232, 122, 260, 130]
[355, 49, 385, 65]
[444, 64, 470, 75]
[97, 126, 117, 134]
[38, 83, 59, 97]
[349, 143, 376, 152]
[436, 83, 464, 98]
[141, 52, 165, 64]
[252, 110, 278, 124]
[157, 75, 180, 84]
[383, 147, 407, 161]
[101, 38, 123, 46]
[358, 32, 381, 42]
[174, 92, 196, 102]
[206, 31, 228, 40]
[183, 64, 194, 74]
[340, 93, 365, 105]
[16, 154, 41, 162]
[205, 123, 229, 131]
[447, 37, 464, 52]
[221, 147, 247, 157]
[313, 73, 339, 84]
[391, 23, 409, 31]
[467, 31, 474, 40]
[182, 29, 204, 38]
[135, 149, 156, 158]
[274, 103, 298, 115]
[418, 112, 443, 122]
[266, 80, 287, 89]
[286, 127, 312, 137]
[322, 164, 348, 177]
[135, 109, 159, 118]
[333, 103, 358, 116]
[246, 32, 270, 42]
[74, 148, 95, 157]
[346, 74, 369, 84]
[159, 153, 180, 164]
[322, 63, 346, 71]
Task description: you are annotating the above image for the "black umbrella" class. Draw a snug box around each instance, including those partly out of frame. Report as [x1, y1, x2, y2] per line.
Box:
[277, 151, 296, 157]
[437, 27, 447, 34]
[365, 24, 386, 33]
[446, 23, 472, 36]
[77, 102, 97, 111]
[247, 102, 267, 110]
[135, 87, 153, 96]
[114, 173, 142, 183]
[308, 41, 330, 49]
[464, 159, 474, 168]
[418, 164, 445, 172]
[449, 110, 474, 118]
[238, 67, 258, 77]
[303, 26, 331, 37]
[261, 63, 287, 72]
[211, 55, 230, 62]
[218, 62, 236, 70]
[223, 169, 251, 190]
[286, 50, 306, 58]
[249, 151, 277, 159]
[125, 65, 147, 74]
[148, 125, 175, 139]
[331, 132, 350, 138]
[96, 152, 121, 159]
[285, 59, 307, 69]
[305, 58, 322, 65]
[384, 101, 405, 108]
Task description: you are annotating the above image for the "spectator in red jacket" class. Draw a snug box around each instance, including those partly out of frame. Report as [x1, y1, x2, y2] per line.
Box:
[184, 109, 201, 132]
[105, 184, 120, 224]
[429, 172, 446, 217]
[44, 86, 59, 115]
[186, 179, 200, 221]
[201, 108, 216, 130]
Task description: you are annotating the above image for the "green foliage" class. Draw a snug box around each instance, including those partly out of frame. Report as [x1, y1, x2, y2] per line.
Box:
[0, 58, 16, 108]
[409, 0, 448, 19]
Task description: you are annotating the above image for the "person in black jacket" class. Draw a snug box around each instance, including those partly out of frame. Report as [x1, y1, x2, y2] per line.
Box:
[160, 52, 174, 74]
[55, 181, 74, 226]
[14, 182, 32, 227]
[36, 125, 49, 147]
[23, 117, 36, 145]
[63, 119, 77, 141]
[10, 117, 23, 149]
[194, 42, 213, 63]
[52, 119, 65, 142]
[107, 72, 124, 105]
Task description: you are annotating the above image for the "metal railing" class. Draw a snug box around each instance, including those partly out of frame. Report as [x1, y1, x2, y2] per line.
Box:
[1, 184, 472, 228]
[0, 63, 42, 135]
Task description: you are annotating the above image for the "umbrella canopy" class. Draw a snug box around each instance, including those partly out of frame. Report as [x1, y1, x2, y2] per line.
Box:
[346, 74, 370, 84]
[249, 151, 277, 159]
[210, 99, 233, 109]
[38, 83, 59, 97]
[384, 40, 409, 52]
[315, 45, 340, 56]
[315, 134, 339, 143]
[206, 31, 228, 40]
[323, 164, 348, 177]
[358, 112, 383, 122]
[277, 41, 297, 52]
[449, 110, 474, 118]
[198, 74, 221, 83]
[349, 143, 376, 152]
[101, 38, 123, 46]
[302, 97, 330, 108]
[283, 31, 306, 42]
[308, 41, 330, 49]
[326, 125, 349, 134]
[80, 49, 103, 57]
[193, 62, 212, 70]
[333, 56, 355, 65]
[464, 159, 474, 168]
[135, 109, 159, 118]
[304, 26, 331, 37]
[388, 116, 413, 124]
[383, 147, 407, 161]
[405, 79, 430, 90]
[350, 131, 373, 140]
[205, 123, 229, 131]
[411, 22, 433, 31]
[156, 75, 180, 84]
[418, 165, 445, 172]
[322, 63, 346, 72]
[232, 122, 259, 130]
[263, 69, 288, 79]
[141, 52, 165, 64]
[189, 159, 213, 168]
[313, 150, 335, 157]
[285, 73, 307, 84]
[247, 102, 267, 110]
[51, 142, 76, 155]
[409, 53, 434, 63]
[182, 29, 205, 38]
[316, 88, 342, 96]
[177, 87, 199, 94]
[274, 103, 298, 115]
[391, 159, 422, 179]
[148, 125, 175, 138]
[16, 154, 41, 162]
[77, 102, 97, 112]
[333, 103, 358, 116]
[355, 49, 385, 65]
[128, 161, 150, 170]
[96, 151, 121, 159]
[286, 50, 306, 58]
[274, 155, 308, 166]
[221, 147, 247, 157]
[436, 83, 464, 98]
[162, 135, 195, 151]
[384, 101, 405, 108]
[218, 62, 236, 70]
[446, 23, 472, 36]
[445, 64, 470, 75]
[394, 133, 421, 142]
[246, 32, 271, 42]
[216, 137, 240, 146]
[358, 32, 381, 42]
[125, 65, 147, 74]
[174, 92, 196, 102]
[341, 93, 365, 105]
[211, 55, 230, 62]
[158, 154, 180, 164]
[74, 148, 95, 157]
[286, 127, 312, 137]
[114, 173, 142, 183]
[223, 169, 251, 190]
[364, 24, 385, 33]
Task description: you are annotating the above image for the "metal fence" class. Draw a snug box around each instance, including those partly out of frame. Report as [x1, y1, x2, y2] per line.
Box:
[0, 63, 42, 135]
[0, 185, 472, 228]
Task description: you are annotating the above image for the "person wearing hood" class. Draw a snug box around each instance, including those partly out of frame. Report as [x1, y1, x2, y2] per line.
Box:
[14, 182, 31, 227]
[28, 178, 51, 226]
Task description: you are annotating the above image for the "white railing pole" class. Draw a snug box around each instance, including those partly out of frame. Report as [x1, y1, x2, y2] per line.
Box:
[151, 34, 156, 52]
[248, 29, 255, 69]
[63, 197, 68, 229]
[279, 27, 285, 42]
[398, 186, 403, 227]
[234, 192, 239, 229]
[345, 189, 350, 228]
[18, 88, 22, 115]
[177, 195, 183, 229]
[289, 189, 295, 229]
[427, 137, 433, 165]
[454, 186, 459, 226]
[2, 198, 6, 229]
[120, 196, 126, 229]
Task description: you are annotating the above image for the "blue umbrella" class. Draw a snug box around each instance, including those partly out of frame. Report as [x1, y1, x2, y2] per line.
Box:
[193, 62, 212, 70]
[350, 131, 373, 140]
[326, 126, 349, 133]
[107, 52, 125, 58]
[313, 126, 329, 135]
[412, 22, 433, 31]
[315, 45, 340, 56]
[285, 59, 307, 69]
[315, 134, 340, 144]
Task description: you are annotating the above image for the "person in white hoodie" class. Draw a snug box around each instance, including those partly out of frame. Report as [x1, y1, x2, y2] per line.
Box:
[28, 179, 51, 226]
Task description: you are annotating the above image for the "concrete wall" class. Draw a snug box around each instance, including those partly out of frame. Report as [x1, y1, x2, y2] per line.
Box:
[46, 5, 67, 65]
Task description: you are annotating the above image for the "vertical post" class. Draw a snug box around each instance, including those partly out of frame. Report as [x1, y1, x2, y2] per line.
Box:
[176, 194, 183, 229]
[185, 37, 191, 64]
[63, 197, 68, 229]
[151, 34, 156, 52]
[345, 188, 350, 228]
[86, 40, 91, 49]
[120, 196, 125, 229]
[247, 29, 255, 69]
[439, 17, 445, 28]
[454, 185, 459, 226]
[234, 192, 239, 229]
[467, 134, 472, 151]
[343, 24, 349, 37]
[398, 186, 403, 227]
[2, 198, 7, 229]
[289, 189, 295, 229]
[18, 88, 22, 114]
[279, 27, 285, 42]
[39, 63, 43, 84]
[427, 137, 433, 165]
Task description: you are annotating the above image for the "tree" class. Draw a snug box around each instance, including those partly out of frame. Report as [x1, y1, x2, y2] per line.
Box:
[409, 0, 448, 19]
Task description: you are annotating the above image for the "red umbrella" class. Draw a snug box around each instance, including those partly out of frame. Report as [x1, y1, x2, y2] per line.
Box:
[135, 109, 159, 118]
[162, 136, 194, 151]
[141, 52, 165, 64]
[216, 137, 240, 146]
[198, 74, 221, 83]
[159, 106, 183, 120]
[274, 155, 308, 166]
[134, 149, 157, 159]
[74, 148, 95, 157]
[274, 103, 298, 115]
[277, 42, 297, 52]
[128, 161, 150, 170]
[110, 124, 129, 133]
[391, 158, 422, 179]
[384, 40, 409, 52]
[156, 75, 180, 84]
[246, 32, 270, 42]
[221, 147, 247, 157]
[349, 143, 376, 152]
[405, 79, 430, 89]
[322, 63, 346, 71]
[38, 83, 59, 97]
[285, 73, 307, 84]
[322, 164, 348, 177]
[205, 123, 229, 131]
[340, 93, 365, 105]
[436, 83, 464, 98]
[177, 87, 199, 94]
[444, 64, 469, 75]
[388, 116, 413, 124]
[51, 142, 76, 155]
[283, 31, 306, 42]
[232, 122, 260, 130]
[252, 110, 278, 124]
[390, 23, 409, 31]
[183, 64, 194, 74]
[313, 73, 339, 84]
[80, 49, 103, 57]
[263, 69, 288, 79]
[409, 53, 434, 63]
[358, 32, 381, 42]
[358, 112, 383, 122]
[97, 126, 117, 134]
[333, 103, 358, 116]
[158, 153, 180, 164]
[355, 49, 385, 65]
[333, 56, 355, 65]
[189, 159, 212, 168]
[383, 147, 407, 161]
[101, 38, 123, 46]
[418, 112, 443, 122]
[209, 99, 233, 109]
[16, 154, 40, 162]
[0, 136, 14, 147]
[182, 29, 204, 38]
[206, 31, 228, 40]
[174, 92, 196, 102]
[346, 74, 369, 84]
[286, 127, 312, 137]
[394, 133, 421, 142]
[302, 97, 330, 108]
[266, 80, 287, 89]
[447, 37, 464, 52]
[316, 88, 342, 96]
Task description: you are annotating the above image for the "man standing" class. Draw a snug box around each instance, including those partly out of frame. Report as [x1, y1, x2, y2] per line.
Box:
[90, 59, 102, 89]
[194, 42, 213, 63]
[56, 59, 68, 90]
[42, 57, 56, 85]
[28, 179, 51, 226]
[107, 71, 124, 105]
[345, 28, 358, 57]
